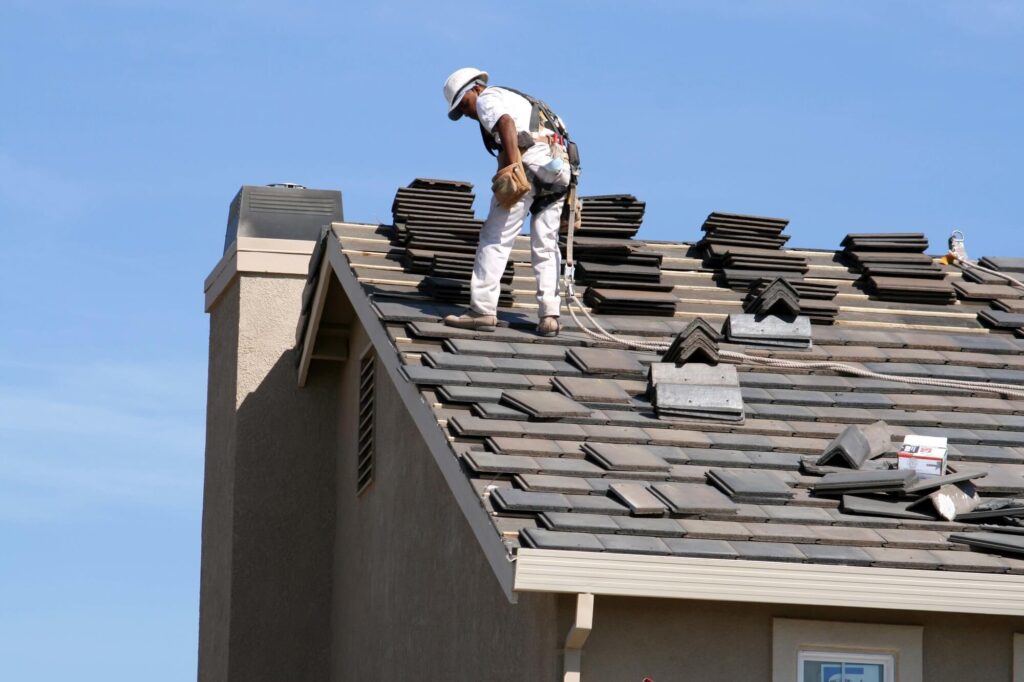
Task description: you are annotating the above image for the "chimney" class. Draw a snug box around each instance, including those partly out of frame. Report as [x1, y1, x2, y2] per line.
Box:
[198, 185, 342, 681]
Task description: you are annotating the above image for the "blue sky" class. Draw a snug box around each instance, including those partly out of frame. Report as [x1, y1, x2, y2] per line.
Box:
[1, 1, 1022, 679]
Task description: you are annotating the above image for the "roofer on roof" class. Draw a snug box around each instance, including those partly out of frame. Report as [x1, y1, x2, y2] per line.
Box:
[441, 67, 575, 338]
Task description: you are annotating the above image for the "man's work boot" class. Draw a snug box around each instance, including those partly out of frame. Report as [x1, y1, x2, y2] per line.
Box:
[444, 310, 497, 332]
[536, 316, 559, 338]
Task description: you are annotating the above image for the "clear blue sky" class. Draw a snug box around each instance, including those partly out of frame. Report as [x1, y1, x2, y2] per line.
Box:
[1, 1, 1021, 679]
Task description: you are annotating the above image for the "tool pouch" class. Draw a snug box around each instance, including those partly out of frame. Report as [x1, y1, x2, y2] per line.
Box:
[491, 161, 531, 209]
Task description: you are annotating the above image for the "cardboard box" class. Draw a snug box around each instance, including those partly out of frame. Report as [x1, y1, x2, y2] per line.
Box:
[897, 434, 948, 477]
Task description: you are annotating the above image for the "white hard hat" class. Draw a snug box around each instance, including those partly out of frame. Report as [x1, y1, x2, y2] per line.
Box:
[443, 67, 489, 120]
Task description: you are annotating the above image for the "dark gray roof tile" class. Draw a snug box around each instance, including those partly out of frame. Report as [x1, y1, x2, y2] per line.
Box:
[729, 541, 807, 562]
[766, 389, 834, 406]
[676, 519, 751, 540]
[540, 512, 619, 534]
[422, 352, 495, 371]
[663, 537, 739, 559]
[507, 342, 569, 360]
[745, 523, 820, 543]
[486, 436, 564, 457]
[491, 357, 557, 374]
[401, 365, 470, 385]
[583, 442, 670, 472]
[875, 528, 954, 550]
[580, 424, 652, 443]
[566, 347, 646, 376]
[811, 525, 885, 546]
[567, 494, 631, 516]
[682, 448, 753, 467]
[533, 457, 606, 477]
[650, 482, 739, 515]
[863, 546, 939, 569]
[437, 385, 505, 403]
[613, 516, 687, 537]
[443, 338, 517, 357]
[930, 549, 1009, 573]
[473, 402, 530, 421]
[763, 506, 834, 525]
[500, 389, 593, 419]
[596, 533, 672, 555]
[449, 415, 524, 438]
[516, 421, 589, 441]
[463, 451, 539, 474]
[644, 428, 715, 448]
[515, 474, 593, 494]
[491, 489, 571, 513]
[520, 528, 604, 552]
[795, 544, 873, 566]
[746, 450, 804, 470]
[465, 371, 534, 388]
[552, 376, 633, 405]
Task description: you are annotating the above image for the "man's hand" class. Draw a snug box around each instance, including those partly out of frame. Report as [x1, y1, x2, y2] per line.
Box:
[494, 114, 520, 165]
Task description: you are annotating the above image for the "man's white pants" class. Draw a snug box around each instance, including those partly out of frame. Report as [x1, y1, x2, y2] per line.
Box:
[470, 144, 570, 319]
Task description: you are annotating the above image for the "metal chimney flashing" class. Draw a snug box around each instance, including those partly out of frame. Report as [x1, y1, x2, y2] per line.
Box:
[224, 184, 343, 253]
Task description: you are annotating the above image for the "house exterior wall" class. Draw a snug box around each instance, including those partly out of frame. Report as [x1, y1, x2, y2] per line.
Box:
[199, 273, 340, 682]
[329, 322, 563, 681]
[579, 596, 1021, 682]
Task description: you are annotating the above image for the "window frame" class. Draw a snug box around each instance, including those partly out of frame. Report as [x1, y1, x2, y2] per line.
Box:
[773, 618, 922, 682]
[797, 649, 895, 682]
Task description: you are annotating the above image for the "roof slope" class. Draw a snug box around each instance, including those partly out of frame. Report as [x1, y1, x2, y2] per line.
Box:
[299, 189, 1024, 600]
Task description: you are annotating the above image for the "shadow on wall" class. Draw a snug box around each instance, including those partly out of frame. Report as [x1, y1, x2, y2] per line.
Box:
[217, 348, 341, 682]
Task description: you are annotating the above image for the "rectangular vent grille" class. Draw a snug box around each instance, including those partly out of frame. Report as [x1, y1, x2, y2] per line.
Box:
[356, 352, 376, 494]
[247, 191, 339, 215]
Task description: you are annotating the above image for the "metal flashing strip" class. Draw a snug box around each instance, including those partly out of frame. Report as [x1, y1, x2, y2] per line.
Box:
[513, 549, 1024, 616]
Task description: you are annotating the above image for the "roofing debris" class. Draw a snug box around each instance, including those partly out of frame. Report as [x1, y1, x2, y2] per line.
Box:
[310, 176, 1024, 574]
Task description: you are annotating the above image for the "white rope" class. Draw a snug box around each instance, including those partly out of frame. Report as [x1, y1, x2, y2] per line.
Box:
[564, 290, 1024, 399]
[956, 258, 1024, 290]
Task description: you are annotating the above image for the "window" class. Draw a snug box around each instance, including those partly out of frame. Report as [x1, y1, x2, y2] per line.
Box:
[356, 350, 375, 494]
[773, 619, 921, 682]
[798, 651, 894, 682]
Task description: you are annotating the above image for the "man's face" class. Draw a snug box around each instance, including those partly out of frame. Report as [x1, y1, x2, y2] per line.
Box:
[458, 87, 480, 120]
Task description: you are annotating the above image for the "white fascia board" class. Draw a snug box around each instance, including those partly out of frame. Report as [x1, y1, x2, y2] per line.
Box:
[514, 549, 1024, 616]
[323, 234, 518, 602]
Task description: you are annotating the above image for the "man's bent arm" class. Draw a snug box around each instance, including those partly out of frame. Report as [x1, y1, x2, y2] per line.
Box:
[495, 114, 519, 164]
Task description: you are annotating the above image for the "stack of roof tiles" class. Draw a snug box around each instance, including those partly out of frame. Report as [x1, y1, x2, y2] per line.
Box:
[572, 195, 678, 316]
[390, 178, 513, 307]
[842, 233, 956, 304]
[698, 212, 809, 288]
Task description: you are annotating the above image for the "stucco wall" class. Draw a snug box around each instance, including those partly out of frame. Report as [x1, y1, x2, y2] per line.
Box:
[580, 596, 1022, 682]
[199, 273, 340, 682]
[329, 323, 563, 681]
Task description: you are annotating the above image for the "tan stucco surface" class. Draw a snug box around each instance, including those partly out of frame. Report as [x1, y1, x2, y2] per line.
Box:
[329, 322, 562, 681]
[199, 273, 340, 682]
[580, 596, 1022, 682]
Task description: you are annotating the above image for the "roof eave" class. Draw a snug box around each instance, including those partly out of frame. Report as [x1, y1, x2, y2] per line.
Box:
[514, 548, 1024, 616]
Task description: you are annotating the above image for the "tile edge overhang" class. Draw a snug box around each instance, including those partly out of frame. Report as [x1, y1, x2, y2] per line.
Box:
[513, 548, 1024, 616]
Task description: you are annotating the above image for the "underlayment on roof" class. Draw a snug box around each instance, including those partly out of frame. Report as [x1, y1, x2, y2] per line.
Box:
[302, 179, 1024, 575]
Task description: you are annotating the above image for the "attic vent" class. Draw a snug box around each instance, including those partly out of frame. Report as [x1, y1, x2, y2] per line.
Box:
[356, 351, 376, 494]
